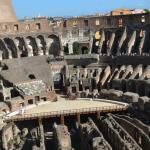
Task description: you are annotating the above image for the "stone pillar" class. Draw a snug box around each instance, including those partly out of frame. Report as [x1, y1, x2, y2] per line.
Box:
[8, 50, 12, 59]
[35, 38, 44, 56]
[68, 42, 73, 54]
[0, 51, 3, 61]
[79, 29, 84, 38]
[89, 30, 94, 54]
[68, 30, 72, 39]
[89, 37, 93, 54]
[43, 36, 49, 55]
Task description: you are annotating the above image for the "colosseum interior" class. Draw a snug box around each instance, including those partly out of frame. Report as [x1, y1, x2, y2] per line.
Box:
[0, 0, 149, 150]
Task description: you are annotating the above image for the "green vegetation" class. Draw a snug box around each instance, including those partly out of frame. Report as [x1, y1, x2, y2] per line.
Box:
[73, 42, 89, 54]
[144, 9, 150, 13]
[73, 42, 80, 54]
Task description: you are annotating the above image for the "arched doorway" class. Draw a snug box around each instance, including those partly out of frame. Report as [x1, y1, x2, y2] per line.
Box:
[0, 39, 9, 59]
[26, 36, 38, 56]
[53, 73, 63, 93]
[15, 37, 28, 57]
[64, 43, 69, 55]
[47, 35, 60, 57]
[37, 35, 46, 55]
[4, 38, 18, 58]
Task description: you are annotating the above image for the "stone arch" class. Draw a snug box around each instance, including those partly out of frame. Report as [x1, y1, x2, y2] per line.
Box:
[26, 36, 38, 56]
[28, 74, 36, 80]
[53, 72, 63, 91]
[64, 43, 69, 55]
[111, 29, 122, 55]
[14, 37, 28, 57]
[47, 34, 61, 57]
[0, 39, 9, 59]
[119, 29, 130, 55]
[101, 30, 111, 55]
[3, 38, 18, 58]
[131, 30, 140, 55]
[37, 35, 47, 55]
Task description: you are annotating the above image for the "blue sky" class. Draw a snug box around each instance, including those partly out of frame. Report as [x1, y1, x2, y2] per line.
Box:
[12, 0, 149, 19]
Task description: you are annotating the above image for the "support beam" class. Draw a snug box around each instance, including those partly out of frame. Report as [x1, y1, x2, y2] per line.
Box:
[38, 118, 46, 150]
[60, 115, 65, 124]
[76, 113, 81, 128]
[96, 111, 101, 120]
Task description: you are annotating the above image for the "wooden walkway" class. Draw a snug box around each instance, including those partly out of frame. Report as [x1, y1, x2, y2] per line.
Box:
[4, 99, 129, 122]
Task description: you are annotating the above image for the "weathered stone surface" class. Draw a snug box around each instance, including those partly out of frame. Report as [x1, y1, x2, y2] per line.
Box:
[122, 92, 139, 103]
[138, 96, 150, 111]
[0, 0, 17, 22]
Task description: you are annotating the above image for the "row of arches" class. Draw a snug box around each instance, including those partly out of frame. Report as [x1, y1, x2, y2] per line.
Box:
[0, 34, 61, 59]
[92, 28, 150, 56]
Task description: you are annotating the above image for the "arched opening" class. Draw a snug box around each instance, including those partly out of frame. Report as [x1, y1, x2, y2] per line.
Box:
[120, 31, 129, 55]
[72, 87, 77, 93]
[131, 31, 140, 55]
[37, 35, 46, 55]
[15, 37, 28, 57]
[64, 43, 69, 55]
[48, 35, 60, 57]
[0, 39, 9, 59]
[26, 36, 38, 56]
[91, 79, 97, 90]
[53, 73, 63, 92]
[11, 89, 20, 98]
[28, 99, 34, 105]
[28, 74, 36, 80]
[2, 64, 9, 70]
[101, 31, 111, 55]
[4, 38, 18, 58]
[81, 46, 89, 54]
[79, 80, 83, 91]
[119, 70, 125, 79]
[143, 30, 150, 54]
[111, 29, 122, 55]
[92, 38, 99, 54]
[0, 92, 4, 102]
